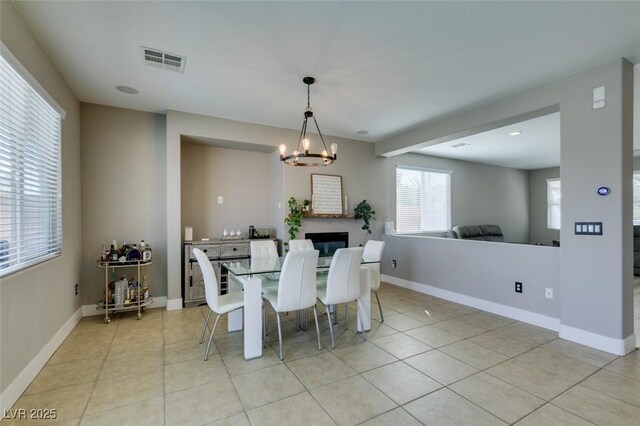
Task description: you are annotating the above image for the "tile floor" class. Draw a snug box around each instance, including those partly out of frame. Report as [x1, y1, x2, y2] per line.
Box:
[4, 282, 640, 425]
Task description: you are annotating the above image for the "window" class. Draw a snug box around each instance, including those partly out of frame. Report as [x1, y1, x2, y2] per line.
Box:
[547, 179, 561, 230]
[0, 46, 63, 277]
[396, 166, 451, 234]
[633, 171, 640, 225]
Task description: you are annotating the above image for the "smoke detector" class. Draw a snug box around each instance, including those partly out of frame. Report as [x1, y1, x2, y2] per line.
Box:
[142, 47, 186, 73]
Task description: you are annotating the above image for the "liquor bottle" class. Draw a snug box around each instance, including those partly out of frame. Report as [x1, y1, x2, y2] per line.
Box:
[109, 243, 118, 261]
[101, 244, 108, 261]
[142, 275, 149, 300]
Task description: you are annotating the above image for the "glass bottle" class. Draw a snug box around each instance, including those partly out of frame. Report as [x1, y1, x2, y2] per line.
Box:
[142, 275, 149, 300]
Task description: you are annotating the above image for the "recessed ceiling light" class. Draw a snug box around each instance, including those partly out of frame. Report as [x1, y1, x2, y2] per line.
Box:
[451, 142, 470, 148]
[116, 85, 138, 94]
[356, 130, 369, 135]
[509, 131, 522, 136]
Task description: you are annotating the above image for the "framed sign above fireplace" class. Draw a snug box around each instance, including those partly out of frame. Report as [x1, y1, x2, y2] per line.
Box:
[311, 174, 342, 215]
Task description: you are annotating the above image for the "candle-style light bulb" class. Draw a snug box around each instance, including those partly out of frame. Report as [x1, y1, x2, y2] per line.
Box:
[302, 138, 310, 151]
[330, 143, 338, 159]
[321, 150, 328, 157]
[279, 144, 287, 156]
[293, 150, 299, 156]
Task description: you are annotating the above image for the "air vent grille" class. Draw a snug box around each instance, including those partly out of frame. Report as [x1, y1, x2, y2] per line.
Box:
[142, 47, 186, 73]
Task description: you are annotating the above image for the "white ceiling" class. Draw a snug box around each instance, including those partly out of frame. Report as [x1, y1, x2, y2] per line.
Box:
[416, 112, 560, 170]
[12, 1, 640, 142]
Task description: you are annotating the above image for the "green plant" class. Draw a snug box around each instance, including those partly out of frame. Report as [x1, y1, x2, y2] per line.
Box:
[283, 197, 304, 251]
[354, 200, 377, 245]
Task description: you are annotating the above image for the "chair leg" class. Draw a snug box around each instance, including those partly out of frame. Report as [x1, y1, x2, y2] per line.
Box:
[262, 300, 266, 340]
[355, 300, 366, 342]
[325, 305, 336, 349]
[345, 303, 349, 330]
[374, 291, 384, 323]
[199, 309, 212, 344]
[313, 306, 322, 351]
[275, 311, 284, 361]
[204, 314, 221, 361]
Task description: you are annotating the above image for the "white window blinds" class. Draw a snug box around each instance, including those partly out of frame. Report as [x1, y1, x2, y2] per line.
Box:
[547, 179, 561, 230]
[633, 171, 640, 225]
[0, 50, 62, 277]
[396, 166, 451, 234]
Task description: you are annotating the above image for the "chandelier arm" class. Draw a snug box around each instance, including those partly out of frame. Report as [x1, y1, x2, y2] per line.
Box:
[298, 118, 309, 153]
[311, 116, 330, 154]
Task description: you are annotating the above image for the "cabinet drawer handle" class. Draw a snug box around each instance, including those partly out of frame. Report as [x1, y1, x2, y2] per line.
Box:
[233, 248, 237, 251]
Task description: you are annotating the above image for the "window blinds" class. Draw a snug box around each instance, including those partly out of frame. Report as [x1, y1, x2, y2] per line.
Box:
[547, 179, 561, 230]
[0, 53, 62, 277]
[396, 166, 451, 234]
[633, 171, 640, 225]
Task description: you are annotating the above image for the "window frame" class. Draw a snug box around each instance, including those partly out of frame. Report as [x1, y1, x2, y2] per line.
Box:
[0, 43, 65, 278]
[395, 165, 452, 234]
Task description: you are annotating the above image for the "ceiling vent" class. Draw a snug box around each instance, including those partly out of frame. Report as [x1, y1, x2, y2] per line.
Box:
[142, 47, 186, 73]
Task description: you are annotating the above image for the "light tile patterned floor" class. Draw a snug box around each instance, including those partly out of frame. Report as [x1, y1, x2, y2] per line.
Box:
[4, 282, 640, 425]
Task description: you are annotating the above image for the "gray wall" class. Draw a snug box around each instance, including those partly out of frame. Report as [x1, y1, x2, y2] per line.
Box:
[386, 153, 530, 243]
[382, 235, 560, 321]
[378, 59, 634, 352]
[529, 167, 560, 245]
[0, 1, 82, 394]
[80, 104, 167, 304]
[181, 142, 279, 240]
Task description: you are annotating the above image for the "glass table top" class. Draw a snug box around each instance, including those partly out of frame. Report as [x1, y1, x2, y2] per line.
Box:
[221, 255, 379, 277]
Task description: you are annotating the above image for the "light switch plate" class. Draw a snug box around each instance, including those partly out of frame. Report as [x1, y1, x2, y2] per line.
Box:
[217, 196, 224, 205]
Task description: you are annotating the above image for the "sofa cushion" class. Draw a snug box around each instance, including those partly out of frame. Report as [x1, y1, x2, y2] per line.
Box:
[452, 224, 505, 242]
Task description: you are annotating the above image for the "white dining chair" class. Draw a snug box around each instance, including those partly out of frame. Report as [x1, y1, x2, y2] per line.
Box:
[250, 240, 278, 258]
[317, 247, 365, 349]
[194, 248, 245, 361]
[262, 249, 320, 360]
[248, 239, 280, 287]
[363, 240, 386, 322]
[288, 239, 314, 251]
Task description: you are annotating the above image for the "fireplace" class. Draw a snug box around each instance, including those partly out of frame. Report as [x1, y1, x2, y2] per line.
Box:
[305, 232, 349, 257]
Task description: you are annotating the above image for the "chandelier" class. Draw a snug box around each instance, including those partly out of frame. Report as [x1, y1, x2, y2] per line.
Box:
[279, 77, 337, 166]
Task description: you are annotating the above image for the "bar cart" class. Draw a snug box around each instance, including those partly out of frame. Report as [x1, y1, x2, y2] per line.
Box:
[96, 259, 153, 323]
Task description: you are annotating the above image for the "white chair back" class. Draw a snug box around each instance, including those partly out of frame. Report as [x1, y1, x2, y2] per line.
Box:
[324, 247, 364, 305]
[250, 240, 278, 258]
[363, 240, 385, 261]
[363, 240, 385, 291]
[193, 248, 219, 312]
[275, 250, 319, 312]
[288, 239, 315, 252]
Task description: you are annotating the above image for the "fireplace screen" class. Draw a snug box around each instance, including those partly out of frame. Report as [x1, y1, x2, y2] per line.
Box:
[305, 232, 349, 257]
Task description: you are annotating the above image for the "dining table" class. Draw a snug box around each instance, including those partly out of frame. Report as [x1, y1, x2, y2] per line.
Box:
[220, 254, 380, 360]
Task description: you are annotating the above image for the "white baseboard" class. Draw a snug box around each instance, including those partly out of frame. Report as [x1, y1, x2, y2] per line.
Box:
[381, 274, 560, 332]
[166, 298, 182, 311]
[559, 324, 636, 356]
[81, 297, 167, 317]
[0, 307, 82, 414]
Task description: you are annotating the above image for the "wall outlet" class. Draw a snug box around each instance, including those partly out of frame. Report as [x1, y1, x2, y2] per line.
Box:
[545, 288, 553, 299]
[515, 282, 523, 293]
[392, 259, 397, 268]
[75, 283, 79, 296]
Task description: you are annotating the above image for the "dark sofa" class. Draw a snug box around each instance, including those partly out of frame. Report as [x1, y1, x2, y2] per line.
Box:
[451, 224, 506, 242]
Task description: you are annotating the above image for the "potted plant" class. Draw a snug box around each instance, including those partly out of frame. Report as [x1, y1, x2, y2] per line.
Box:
[354, 200, 377, 245]
[283, 197, 304, 251]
